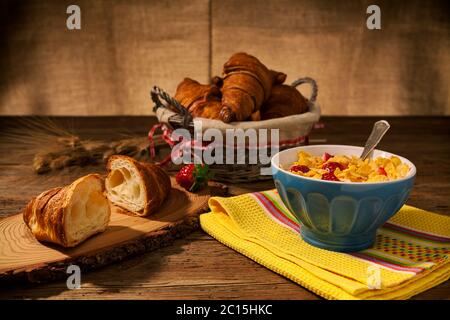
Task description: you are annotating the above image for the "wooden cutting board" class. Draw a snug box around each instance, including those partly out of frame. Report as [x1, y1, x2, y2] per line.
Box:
[0, 179, 227, 284]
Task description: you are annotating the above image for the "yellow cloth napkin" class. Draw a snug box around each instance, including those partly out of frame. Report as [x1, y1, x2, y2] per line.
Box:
[200, 190, 450, 300]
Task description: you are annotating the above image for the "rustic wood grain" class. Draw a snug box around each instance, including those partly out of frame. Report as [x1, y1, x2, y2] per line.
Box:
[0, 116, 449, 299]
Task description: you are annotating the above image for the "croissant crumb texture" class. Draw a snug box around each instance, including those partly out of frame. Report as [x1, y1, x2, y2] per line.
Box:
[23, 174, 111, 248]
[105, 155, 171, 216]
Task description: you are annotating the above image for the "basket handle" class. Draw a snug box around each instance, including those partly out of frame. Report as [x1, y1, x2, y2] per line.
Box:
[150, 86, 193, 128]
[290, 77, 318, 104]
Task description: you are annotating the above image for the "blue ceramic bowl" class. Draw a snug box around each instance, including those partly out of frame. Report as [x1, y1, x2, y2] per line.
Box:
[271, 145, 416, 252]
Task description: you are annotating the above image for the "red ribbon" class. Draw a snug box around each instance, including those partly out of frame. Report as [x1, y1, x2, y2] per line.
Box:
[148, 123, 175, 166]
[148, 122, 318, 166]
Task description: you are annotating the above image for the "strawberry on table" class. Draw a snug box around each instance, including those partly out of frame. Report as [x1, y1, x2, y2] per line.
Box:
[175, 164, 211, 192]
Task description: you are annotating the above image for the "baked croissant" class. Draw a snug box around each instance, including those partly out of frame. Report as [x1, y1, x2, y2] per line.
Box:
[219, 52, 287, 122]
[261, 84, 309, 120]
[173, 78, 222, 119]
[105, 155, 171, 216]
[23, 174, 111, 248]
[270, 70, 287, 85]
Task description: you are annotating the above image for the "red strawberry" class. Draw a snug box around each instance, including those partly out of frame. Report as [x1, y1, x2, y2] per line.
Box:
[290, 165, 310, 173]
[321, 172, 340, 181]
[322, 152, 333, 162]
[378, 167, 387, 176]
[176, 164, 211, 192]
[322, 162, 345, 173]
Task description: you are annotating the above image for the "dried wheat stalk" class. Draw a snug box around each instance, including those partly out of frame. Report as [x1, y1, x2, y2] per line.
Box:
[2, 117, 167, 174]
[33, 135, 163, 174]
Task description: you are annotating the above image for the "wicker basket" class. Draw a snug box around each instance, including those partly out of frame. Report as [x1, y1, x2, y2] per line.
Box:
[150, 77, 321, 183]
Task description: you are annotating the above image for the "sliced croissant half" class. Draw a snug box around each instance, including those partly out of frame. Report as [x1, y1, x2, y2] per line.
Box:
[105, 155, 171, 216]
[23, 174, 111, 248]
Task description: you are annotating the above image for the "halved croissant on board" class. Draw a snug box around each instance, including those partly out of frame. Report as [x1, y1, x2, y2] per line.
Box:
[105, 155, 171, 216]
[260, 84, 309, 120]
[219, 52, 287, 122]
[23, 174, 111, 248]
[173, 78, 223, 119]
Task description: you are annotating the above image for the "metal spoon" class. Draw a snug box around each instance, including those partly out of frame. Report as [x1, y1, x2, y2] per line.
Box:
[360, 120, 391, 160]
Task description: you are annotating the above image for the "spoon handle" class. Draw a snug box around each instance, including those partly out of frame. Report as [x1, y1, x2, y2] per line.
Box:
[360, 120, 391, 160]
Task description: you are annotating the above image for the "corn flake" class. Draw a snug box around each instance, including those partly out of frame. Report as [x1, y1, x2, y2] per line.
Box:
[289, 152, 410, 182]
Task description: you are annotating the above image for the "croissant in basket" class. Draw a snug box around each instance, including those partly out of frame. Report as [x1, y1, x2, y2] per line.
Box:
[23, 174, 111, 248]
[219, 52, 287, 122]
[105, 155, 171, 216]
[159, 52, 316, 123]
[261, 84, 309, 120]
[173, 78, 222, 119]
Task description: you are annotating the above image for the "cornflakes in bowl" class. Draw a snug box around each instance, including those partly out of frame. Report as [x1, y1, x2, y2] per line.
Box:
[289, 151, 410, 182]
[271, 145, 416, 252]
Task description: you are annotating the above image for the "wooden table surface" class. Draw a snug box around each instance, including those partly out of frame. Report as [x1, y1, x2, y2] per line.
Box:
[0, 116, 449, 300]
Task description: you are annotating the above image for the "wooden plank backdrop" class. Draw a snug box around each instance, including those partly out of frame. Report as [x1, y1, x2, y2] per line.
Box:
[0, 0, 449, 116]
